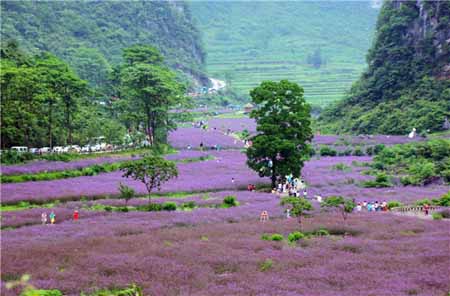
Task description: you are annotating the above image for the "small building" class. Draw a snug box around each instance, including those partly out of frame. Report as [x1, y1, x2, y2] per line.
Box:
[244, 103, 254, 114]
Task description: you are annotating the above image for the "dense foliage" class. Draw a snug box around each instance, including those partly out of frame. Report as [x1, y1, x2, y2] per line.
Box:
[319, 0, 450, 134]
[1, 1, 207, 89]
[1, 42, 187, 149]
[0, 41, 124, 148]
[371, 139, 450, 185]
[246, 80, 313, 188]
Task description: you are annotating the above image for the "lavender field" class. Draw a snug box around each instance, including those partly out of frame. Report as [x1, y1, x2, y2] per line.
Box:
[1, 121, 449, 296]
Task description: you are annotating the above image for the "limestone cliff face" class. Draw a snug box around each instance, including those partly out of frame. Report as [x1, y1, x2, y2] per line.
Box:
[404, 0, 450, 78]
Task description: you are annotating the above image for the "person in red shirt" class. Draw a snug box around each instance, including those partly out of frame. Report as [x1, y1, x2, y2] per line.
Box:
[423, 204, 430, 216]
[73, 210, 79, 221]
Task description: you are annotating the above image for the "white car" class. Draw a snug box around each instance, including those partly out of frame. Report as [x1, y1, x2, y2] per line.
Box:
[52, 146, 64, 154]
[68, 145, 81, 153]
[11, 146, 28, 153]
[81, 145, 91, 153]
[29, 148, 40, 154]
[39, 147, 51, 154]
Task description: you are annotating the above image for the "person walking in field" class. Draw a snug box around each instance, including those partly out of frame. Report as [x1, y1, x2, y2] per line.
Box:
[423, 203, 430, 216]
[49, 211, 56, 224]
[41, 212, 47, 225]
[73, 210, 79, 221]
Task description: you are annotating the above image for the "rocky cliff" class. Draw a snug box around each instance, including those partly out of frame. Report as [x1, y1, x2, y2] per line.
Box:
[319, 0, 450, 135]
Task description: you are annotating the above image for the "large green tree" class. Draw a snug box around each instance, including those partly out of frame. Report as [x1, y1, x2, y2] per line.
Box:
[120, 45, 185, 145]
[246, 80, 313, 188]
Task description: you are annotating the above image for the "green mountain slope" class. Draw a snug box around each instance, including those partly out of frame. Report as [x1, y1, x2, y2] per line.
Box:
[319, 0, 450, 135]
[1, 1, 207, 87]
[190, 1, 379, 105]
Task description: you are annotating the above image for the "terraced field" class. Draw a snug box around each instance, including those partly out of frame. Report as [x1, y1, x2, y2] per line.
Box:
[191, 1, 379, 105]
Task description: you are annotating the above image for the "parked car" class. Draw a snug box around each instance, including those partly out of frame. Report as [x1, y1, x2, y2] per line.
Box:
[68, 145, 81, 153]
[39, 147, 51, 154]
[29, 148, 40, 154]
[52, 146, 64, 153]
[11, 146, 28, 153]
[81, 145, 91, 153]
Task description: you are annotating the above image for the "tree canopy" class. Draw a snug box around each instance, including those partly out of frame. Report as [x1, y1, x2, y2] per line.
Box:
[246, 80, 313, 188]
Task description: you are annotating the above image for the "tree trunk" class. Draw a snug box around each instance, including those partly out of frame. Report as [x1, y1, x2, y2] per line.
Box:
[271, 158, 276, 189]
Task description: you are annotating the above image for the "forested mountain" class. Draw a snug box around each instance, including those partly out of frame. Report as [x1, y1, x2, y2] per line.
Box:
[1, 1, 207, 88]
[190, 1, 379, 105]
[319, 0, 450, 134]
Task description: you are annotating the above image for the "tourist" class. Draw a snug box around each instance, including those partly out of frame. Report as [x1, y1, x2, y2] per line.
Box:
[316, 195, 323, 203]
[303, 190, 308, 199]
[277, 183, 283, 193]
[286, 208, 291, 219]
[187, 144, 192, 150]
[231, 177, 235, 184]
[374, 201, 379, 212]
[199, 142, 204, 151]
[41, 212, 47, 225]
[49, 211, 56, 224]
[356, 202, 362, 212]
[363, 200, 367, 209]
[367, 202, 373, 212]
[381, 201, 388, 211]
[423, 203, 430, 216]
[73, 210, 79, 221]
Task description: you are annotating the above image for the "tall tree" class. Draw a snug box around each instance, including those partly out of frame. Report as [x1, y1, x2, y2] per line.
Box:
[246, 80, 313, 188]
[120, 45, 184, 145]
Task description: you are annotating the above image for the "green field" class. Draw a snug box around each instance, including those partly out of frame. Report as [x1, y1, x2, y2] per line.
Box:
[190, 1, 379, 105]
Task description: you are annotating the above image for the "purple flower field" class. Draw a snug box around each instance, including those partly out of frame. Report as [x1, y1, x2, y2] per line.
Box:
[1, 156, 137, 176]
[168, 127, 244, 149]
[1, 118, 449, 295]
[2, 210, 449, 295]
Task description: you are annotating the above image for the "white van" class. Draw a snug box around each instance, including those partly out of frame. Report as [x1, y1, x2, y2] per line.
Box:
[52, 146, 64, 153]
[11, 146, 28, 153]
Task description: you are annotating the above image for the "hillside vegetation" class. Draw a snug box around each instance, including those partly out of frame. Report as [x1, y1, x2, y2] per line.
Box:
[190, 1, 379, 105]
[319, 0, 450, 134]
[1, 1, 207, 88]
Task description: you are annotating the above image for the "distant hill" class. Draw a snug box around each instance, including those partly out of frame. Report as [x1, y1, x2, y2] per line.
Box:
[1, 1, 208, 88]
[190, 1, 379, 105]
[319, 0, 450, 135]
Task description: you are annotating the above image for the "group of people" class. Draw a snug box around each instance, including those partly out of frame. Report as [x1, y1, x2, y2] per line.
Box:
[273, 175, 309, 199]
[41, 210, 79, 225]
[357, 201, 389, 212]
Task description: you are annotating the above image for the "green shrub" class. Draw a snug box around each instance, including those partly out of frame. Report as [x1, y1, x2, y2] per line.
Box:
[259, 259, 273, 272]
[118, 183, 135, 204]
[223, 195, 237, 207]
[314, 228, 330, 236]
[387, 200, 403, 209]
[353, 147, 364, 156]
[432, 191, 450, 206]
[432, 212, 443, 220]
[414, 199, 432, 206]
[22, 289, 63, 296]
[270, 234, 284, 241]
[287, 231, 305, 242]
[261, 233, 270, 241]
[365, 146, 374, 156]
[373, 144, 385, 155]
[181, 201, 196, 209]
[332, 163, 351, 171]
[117, 207, 129, 212]
[362, 172, 392, 188]
[104, 206, 113, 212]
[319, 146, 337, 157]
[139, 204, 163, 212]
[162, 202, 177, 211]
